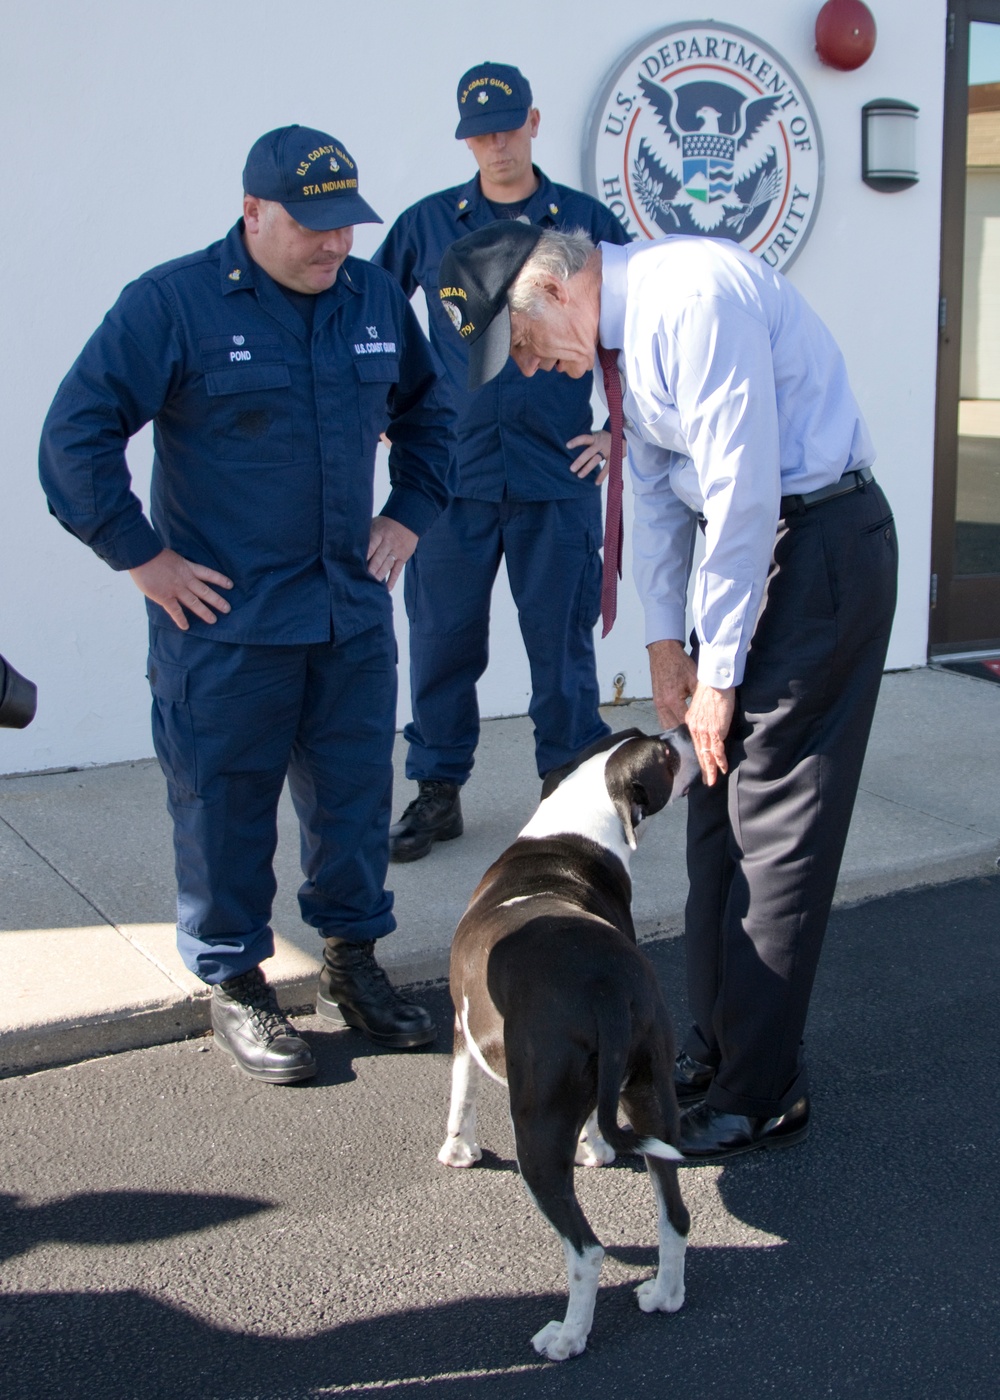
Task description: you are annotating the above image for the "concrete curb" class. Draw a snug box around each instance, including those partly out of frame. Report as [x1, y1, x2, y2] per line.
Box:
[7, 848, 997, 1080]
[3, 668, 998, 1079]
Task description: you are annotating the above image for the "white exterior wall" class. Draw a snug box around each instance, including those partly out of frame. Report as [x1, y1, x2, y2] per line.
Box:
[0, 0, 945, 774]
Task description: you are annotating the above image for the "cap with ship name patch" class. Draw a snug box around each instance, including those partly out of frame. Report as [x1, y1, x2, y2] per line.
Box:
[242, 125, 382, 231]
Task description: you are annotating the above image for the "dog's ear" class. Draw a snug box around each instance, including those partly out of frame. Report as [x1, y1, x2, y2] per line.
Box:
[605, 736, 678, 848]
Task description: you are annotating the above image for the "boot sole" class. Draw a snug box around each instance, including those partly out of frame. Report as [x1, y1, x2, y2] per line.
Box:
[315, 993, 437, 1048]
[388, 816, 464, 863]
[212, 1031, 317, 1083]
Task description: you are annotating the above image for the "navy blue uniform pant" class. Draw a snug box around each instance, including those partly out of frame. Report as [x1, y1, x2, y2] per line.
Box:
[683, 480, 898, 1119]
[402, 495, 610, 783]
[147, 624, 397, 985]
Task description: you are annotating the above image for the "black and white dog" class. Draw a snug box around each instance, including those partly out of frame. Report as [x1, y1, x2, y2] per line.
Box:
[438, 727, 700, 1361]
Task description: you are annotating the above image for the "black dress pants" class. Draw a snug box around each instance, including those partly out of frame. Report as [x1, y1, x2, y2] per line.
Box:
[683, 479, 898, 1118]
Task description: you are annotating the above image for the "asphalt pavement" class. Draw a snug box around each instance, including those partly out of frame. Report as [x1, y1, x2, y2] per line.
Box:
[1, 874, 997, 1399]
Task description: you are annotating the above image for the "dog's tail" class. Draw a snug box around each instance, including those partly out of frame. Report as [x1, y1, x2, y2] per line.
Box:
[594, 1002, 683, 1163]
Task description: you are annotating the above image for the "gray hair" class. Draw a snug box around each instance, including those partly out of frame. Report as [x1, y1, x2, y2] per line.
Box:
[508, 228, 596, 317]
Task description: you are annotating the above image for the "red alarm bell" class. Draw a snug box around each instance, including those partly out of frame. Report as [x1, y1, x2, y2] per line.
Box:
[815, 0, 877, 71]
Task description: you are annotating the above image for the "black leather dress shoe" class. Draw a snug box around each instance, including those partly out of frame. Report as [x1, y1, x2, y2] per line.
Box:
[674, 1050, 716, 1106]
[389, 781, 463, 863]
[679, 1097, 810, 1164]
[316, 938, 436, 1048]
[211, 967, 316, 1083]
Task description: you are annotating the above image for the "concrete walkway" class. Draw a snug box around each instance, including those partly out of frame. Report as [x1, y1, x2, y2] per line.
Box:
[2, 666, 998, 1077]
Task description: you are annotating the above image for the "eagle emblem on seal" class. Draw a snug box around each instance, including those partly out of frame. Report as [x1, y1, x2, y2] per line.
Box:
[633, 77, 784, 239]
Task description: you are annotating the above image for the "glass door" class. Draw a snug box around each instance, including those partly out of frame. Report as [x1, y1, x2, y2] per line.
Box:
[932, 2, 1000, 651]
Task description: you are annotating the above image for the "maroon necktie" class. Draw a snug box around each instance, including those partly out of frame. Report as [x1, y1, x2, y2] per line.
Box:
[597, 344, 625, 637]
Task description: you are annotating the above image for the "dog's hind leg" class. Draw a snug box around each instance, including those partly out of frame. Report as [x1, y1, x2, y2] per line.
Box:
[513, 1109, 604, 1361]
[575, 1109, 616, 1167]
[621, 1081, 689, 1314]
[635, 1162, 688, 1314]
[438, 1017, 482, 1168]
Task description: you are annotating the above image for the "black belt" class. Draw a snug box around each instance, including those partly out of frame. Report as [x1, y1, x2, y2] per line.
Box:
[697, 466, 874, 532]
[779, 465, 873, 517]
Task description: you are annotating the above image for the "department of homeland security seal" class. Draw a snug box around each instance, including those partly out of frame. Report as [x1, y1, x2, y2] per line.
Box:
[584, 22, 823, 271]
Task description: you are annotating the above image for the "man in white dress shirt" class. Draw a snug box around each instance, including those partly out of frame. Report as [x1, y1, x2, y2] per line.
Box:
[435, 223, 898, 1164]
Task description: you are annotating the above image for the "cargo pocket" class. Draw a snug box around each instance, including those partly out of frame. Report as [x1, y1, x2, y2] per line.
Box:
[147, 654, 199, 804]
[576, 538, 604, 630]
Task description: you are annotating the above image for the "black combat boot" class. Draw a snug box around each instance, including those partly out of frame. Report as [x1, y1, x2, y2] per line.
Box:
[316, 939, 436, 1048]
[388, 780, 463, 862]
[211, 966, 316, 1083]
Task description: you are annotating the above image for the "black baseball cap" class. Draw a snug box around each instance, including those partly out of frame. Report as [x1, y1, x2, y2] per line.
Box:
[438, 222, 543, 389]
[455, 63, 533, 139]
[242, 125, 382, 231]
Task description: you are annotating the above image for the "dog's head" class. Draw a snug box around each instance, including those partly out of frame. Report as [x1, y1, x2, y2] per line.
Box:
[538, 726, 700, 852]
[604, 726, 699, 849]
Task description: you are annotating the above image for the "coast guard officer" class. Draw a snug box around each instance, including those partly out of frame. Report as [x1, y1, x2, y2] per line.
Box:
[372, 63, 630, 862]
[435, 223, 898, 1162]
[40, 126, 453, 1083]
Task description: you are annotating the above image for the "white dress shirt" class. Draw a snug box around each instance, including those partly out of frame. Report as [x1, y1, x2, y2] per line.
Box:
[598, 237, 875, 690]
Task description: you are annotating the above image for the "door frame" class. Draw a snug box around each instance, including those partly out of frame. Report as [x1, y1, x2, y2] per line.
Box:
[931, 0, 1000, 654]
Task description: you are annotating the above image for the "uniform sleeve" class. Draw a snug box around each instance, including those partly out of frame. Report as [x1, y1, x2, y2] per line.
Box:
[663, 296, 782, 689]
[379, 291, 455, 535]
[629, 437, 698, 646]
[38, 278, 184, 571]
[370, 210, 420, 297]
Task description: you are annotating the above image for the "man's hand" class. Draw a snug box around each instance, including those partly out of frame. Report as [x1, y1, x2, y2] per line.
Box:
[129, 549, 233, 630]
[686, 682, 735, 787]
[566, 428, 624, 486]
[368, 515, 418, 591]
[648, 639, 697, 728]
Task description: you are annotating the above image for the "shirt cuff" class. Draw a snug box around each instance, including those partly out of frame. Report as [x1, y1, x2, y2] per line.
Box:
[695, 641, 743, 690]
[93, 517, 163, 572]
[380, 487, 441, 538]
[643, 599, 688, 648]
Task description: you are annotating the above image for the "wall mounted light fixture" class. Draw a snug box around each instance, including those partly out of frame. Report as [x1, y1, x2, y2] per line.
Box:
[862, 98, 919, 191]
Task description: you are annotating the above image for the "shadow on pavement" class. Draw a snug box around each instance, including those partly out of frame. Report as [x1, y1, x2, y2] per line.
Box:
[1, 878, 997, 1399]
[0, 1190, 274, 1266]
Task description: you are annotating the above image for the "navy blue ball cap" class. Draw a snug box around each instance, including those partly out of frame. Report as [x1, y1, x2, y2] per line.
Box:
[438, 222, 543, 389]
[455, 63, 533, 139]
[242, 125, 382, 231]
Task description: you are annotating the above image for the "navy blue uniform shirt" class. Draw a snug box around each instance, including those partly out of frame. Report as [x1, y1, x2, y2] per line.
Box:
[39, 221, 454, 646]
[372, 168, 629, 502]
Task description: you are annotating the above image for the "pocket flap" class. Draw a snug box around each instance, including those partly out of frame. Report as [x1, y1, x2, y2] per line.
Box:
[204, 364, 292, 396]
[353, 356, 400, 383]
[147, 656, 187, 702]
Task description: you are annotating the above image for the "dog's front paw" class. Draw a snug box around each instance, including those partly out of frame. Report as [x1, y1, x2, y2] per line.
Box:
[635, 1275, 685, 1314]
[437, 1136, 482, 1168]
[531, 1320, 587, 1361]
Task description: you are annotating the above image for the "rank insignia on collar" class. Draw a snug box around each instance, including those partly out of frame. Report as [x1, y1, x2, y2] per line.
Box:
[458, 198, 468, 210]
[549, 204, 559, 215]
[228, 268, 242, 281]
